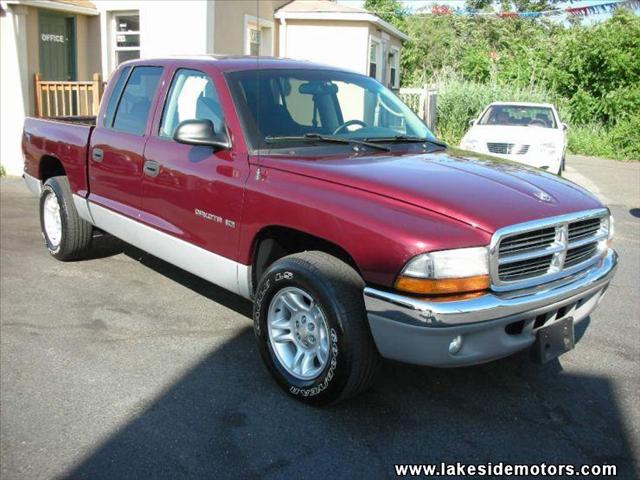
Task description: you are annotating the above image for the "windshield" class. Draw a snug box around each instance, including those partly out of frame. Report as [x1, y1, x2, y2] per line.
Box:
[478, 105, 557, 128]
[226, 69, 435, 150]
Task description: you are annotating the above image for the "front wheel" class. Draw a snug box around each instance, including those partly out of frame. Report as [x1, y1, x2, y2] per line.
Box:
[39, 176, 93, 260]
[253, 251, 380, 405]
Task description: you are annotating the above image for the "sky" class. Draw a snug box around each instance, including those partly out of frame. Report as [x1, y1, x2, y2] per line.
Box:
[337, 0, 640, 24]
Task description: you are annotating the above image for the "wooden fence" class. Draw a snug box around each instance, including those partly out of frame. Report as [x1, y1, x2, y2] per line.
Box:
[34, 73, 104, 118]
[398, 85, 438, 132]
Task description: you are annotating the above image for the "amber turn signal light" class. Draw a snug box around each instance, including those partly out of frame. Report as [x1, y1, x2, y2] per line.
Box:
[394, 274, 490, 295]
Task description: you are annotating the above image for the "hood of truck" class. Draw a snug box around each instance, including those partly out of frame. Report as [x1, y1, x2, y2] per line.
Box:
[257, 148, 603, 233]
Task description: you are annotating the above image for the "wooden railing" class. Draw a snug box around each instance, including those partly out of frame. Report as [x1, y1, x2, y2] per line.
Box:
[398, 85, 438, 132]
[34, 73, 104, 118]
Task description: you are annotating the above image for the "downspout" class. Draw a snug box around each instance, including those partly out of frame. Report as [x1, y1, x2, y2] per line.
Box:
[279, 17, 286, 57]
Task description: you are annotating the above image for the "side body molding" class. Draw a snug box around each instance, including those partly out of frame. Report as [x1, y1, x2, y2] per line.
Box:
[73, 195, 252, 300]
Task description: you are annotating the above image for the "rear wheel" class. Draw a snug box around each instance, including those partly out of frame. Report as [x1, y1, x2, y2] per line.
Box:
[253, 251, 380, 405]
[39, 176, 93, 260]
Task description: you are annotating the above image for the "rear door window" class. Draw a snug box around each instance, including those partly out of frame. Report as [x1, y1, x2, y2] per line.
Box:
[112, 66, 163, 135]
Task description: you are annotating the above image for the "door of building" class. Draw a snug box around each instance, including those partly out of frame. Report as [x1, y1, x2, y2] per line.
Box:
[38, 11, 76, 80]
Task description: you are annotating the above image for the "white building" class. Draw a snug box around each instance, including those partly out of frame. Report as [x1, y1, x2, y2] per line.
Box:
[0, 0, 408, 176]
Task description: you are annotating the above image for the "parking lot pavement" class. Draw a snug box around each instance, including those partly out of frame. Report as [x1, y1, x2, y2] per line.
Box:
[1, 161, 638, 479]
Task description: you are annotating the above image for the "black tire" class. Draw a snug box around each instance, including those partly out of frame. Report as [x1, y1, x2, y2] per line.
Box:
[253, 251, 380, 406]
[39, 176, 93, 261]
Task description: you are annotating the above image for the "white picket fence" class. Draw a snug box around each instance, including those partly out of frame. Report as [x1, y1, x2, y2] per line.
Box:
[398, 86, 438, 132]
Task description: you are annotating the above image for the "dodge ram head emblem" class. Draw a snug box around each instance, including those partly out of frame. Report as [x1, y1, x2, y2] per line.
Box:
[533, 191, 553, 202]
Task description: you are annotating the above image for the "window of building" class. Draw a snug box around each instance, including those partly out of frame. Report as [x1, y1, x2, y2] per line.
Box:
[249, 27, 261, 56]
[160, 69, 224, 138]
[113, 12, 140, 66]
[244, 15, 273, 56]
[388, 48, 400, 89]
[369, 38, 381, 81]
[112, 66, 162, 135]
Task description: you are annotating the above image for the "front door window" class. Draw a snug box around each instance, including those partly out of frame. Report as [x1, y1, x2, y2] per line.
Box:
[160, 69, 224, 138]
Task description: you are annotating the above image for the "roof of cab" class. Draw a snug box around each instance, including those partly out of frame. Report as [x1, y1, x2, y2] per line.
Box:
[118, 55, 355, 74]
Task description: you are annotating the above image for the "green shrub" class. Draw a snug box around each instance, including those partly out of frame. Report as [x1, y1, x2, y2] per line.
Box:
[566, 124, 618, 159]
[565, 119, 639, 160]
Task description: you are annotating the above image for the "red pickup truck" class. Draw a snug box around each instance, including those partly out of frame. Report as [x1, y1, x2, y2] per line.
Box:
[22, 57, 617, 405]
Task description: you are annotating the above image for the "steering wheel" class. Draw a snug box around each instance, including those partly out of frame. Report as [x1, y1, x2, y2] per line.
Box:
[333, 120, 368, 135]
[529, 119, 547, 127]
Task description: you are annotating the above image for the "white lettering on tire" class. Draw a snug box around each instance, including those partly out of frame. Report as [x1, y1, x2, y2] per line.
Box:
[289, 328, 339, 397]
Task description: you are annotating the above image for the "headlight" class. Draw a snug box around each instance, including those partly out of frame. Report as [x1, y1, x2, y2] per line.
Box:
[395, 247, 490, 295]
[461, 139, 481, 151]
[605, 214, 614, 246]
[598, 214, 614, 253]
[539, 142, 558, 156]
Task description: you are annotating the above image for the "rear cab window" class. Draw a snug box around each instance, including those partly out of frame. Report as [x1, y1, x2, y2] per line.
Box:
[102, 66, 131, 127]
[110, 66, 163, 135]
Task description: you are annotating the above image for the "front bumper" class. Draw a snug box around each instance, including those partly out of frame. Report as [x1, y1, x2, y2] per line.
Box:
[364, 249, 617, 367]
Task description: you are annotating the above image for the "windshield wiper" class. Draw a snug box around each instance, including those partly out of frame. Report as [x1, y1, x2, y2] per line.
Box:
[363, 135, 448, 149]
[264, 133, 391, 152]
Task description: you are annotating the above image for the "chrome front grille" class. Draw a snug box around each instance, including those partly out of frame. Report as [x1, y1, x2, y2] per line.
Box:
[565, 242, 599, 268]
[499, 254, 554, 281]
[498, 227, 556, 256]
[490, 209, 609, 291]
[569, 218, 601, 242]
[487, 143, 529, 155]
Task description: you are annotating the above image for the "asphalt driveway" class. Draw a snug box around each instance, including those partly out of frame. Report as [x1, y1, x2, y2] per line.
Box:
[1, 155, 639, 479]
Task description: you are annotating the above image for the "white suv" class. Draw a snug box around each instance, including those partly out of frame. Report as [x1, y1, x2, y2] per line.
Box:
[460, 102, 567, 175]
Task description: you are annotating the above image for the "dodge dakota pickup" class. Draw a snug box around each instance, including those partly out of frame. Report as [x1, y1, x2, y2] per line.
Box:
[22, 57, 617, 405]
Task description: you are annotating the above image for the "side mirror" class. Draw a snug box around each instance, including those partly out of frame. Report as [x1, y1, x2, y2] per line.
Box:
[469, 118, 476, 127]
[173, 119, 230, 151]
[562, 122, 568, 131]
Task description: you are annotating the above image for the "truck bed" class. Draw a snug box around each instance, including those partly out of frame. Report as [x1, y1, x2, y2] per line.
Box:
[48, 116, 96, 126]
[22, 116, 95, 196]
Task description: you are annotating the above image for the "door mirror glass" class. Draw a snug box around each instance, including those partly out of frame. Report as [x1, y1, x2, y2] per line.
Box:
[469, 118, 476, 127]
[562, 122, 568, 131]
[173, 119, 230, 151]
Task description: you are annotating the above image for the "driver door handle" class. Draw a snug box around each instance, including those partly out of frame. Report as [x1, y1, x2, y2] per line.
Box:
[143, 160, 160, 178]
[92, 148, 103, 162]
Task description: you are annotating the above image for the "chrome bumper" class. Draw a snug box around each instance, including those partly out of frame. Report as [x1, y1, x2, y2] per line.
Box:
[364, 249, 617, 367]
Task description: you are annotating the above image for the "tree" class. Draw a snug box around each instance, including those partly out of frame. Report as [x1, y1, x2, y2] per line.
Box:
[363, 0, 408, 28]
